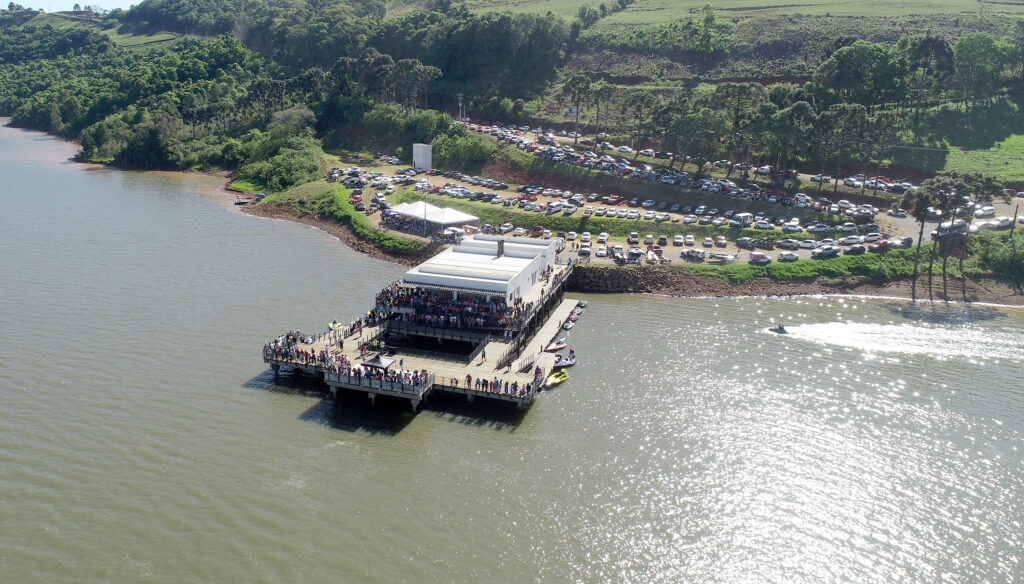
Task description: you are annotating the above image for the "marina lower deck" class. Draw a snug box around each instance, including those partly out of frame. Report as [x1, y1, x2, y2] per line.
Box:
[264, 296, 580, 411]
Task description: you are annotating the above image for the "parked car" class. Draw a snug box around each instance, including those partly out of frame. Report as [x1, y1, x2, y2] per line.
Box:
[810, 174, 830, 182]
[749, 252, 772, 265]
[844, 244, 867, 255]
[811, 245, 841, 258]
[674, 235, 685, 246]
[778, 251, 799, 262]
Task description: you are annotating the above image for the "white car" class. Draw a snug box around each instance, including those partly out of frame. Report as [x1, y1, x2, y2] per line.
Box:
[605, 208, 616, 217]
[886, 208, 908, 217]
[682, 214, 699, 224]
[843, 178, 863, 188]
[810, 174, 830, 182]
[799, 239, 818, 249]
[838, 235, 863, 245]
[542, 229, 551, 239]
[584, 205, 594, 215]
[597, 232, 609, 243]
[783, 223, 804, 233]
[835, 222, 858, 232]
[862, 232, 883, 242]
[566, 231, 577, 241]
[974, 205, 996, 218]
[580, 231, 591, 243]
[639, 149, 655, 157]
[595, 207, 606, 216]
[644, 234, 655, 245]
[674, 235, 685, 246]
[617, 145, 633, 153]
[643, 211, 656, 220]
[702, 237, 714, 247]
[500, 222, 514, 233]
[778, 251, 799, 262]
[617, 209, 629, 218]
[685, 234, 695, 246]
[626, 210, 639, 219]
[513, 227, 526, 236]
[753, 221, 775, 230]
[595, 245, 607, 258]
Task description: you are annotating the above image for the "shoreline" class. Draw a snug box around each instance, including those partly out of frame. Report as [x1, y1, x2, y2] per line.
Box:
[241, 202, 1024, 306]
[5, 118, 1021, 307]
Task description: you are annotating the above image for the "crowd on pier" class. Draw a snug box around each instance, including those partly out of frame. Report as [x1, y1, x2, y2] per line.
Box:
[374, 282, 534, 331]
[453, 374, 532, 397]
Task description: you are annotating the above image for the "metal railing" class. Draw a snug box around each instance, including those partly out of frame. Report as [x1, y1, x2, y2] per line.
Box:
[324, 371, 434, 396]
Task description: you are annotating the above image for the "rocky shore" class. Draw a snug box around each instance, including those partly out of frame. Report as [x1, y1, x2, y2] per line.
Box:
[567, 264, 1024, 305]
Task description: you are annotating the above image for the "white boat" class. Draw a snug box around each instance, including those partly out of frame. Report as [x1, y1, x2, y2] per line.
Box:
[553, 353, 577, 368]
[545, 338, 567, 352]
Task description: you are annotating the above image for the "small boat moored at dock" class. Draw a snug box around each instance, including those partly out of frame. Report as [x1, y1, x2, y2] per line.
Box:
[563, 320, 574, 330]
[545, 338, 567, 352]
[234, 195, 253, 205]
[545, 369, 569, 387]
[553, 352, 577, 368]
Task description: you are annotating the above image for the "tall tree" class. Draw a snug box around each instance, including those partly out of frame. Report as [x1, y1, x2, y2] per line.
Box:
[953, 32, 1013, 113]
[901, 186, 934, 301]
[901, 34, 954, 141]
[560, 73, 591, 145]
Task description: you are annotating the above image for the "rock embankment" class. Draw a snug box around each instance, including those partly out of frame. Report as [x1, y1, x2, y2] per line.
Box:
[567, 264, 1024, 305]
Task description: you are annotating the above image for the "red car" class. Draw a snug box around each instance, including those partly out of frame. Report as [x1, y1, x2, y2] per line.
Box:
[530, 225, 545, 236]
[868, 240, 890, 253]
[349, 193, 362, 202]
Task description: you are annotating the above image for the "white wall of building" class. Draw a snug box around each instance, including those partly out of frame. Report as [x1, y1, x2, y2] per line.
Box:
[412, 143, 432, 171]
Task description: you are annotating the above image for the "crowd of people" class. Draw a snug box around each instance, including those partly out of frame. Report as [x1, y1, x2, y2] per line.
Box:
[380, 214, 435, 237]
[452, 374, 533, 398]
[331, 364, 431, 389]
[374, 282, 534, 333]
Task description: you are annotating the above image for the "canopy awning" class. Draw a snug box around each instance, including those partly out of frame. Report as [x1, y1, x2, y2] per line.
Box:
[391, 200, 478, 227]
[361, 354, 395, 370]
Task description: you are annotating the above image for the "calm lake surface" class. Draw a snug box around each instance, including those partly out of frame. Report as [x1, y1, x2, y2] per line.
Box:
[2, 122, 1023, 583]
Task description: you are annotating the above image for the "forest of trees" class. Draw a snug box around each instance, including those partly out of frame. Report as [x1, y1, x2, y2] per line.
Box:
[2, 0, 1024, 194]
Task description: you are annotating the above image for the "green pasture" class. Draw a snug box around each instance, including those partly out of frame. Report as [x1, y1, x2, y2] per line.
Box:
[466, 0, 1024, 24]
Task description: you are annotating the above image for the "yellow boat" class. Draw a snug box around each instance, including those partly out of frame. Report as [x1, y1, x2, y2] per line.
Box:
[544, 369, 569, 388]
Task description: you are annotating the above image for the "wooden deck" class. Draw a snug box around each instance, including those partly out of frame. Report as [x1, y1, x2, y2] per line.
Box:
[262, 264, 580, 412]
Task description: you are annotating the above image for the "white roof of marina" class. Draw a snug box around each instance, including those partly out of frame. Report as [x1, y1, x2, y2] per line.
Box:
[403, 235, 558, 295]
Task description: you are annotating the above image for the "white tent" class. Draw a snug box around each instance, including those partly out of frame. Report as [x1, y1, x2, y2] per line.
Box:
[391, 201, 478, 228]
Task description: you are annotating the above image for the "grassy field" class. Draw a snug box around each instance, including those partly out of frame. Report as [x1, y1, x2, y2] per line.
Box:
[945, 134, 1024, 185]
[8, 12, 180, 50]
[463, 0, 1024, 24]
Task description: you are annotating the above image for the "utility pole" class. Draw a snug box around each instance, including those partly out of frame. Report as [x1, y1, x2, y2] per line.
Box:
[457, 93, 464, 121]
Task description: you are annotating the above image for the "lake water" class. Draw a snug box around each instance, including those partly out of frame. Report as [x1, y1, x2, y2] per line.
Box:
[2, 122, 1023, 583]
